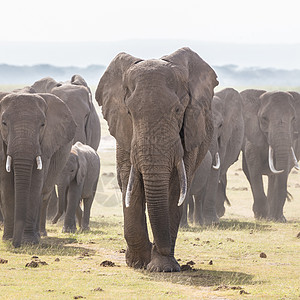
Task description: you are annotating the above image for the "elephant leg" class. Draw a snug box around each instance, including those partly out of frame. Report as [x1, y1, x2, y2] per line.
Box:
[188, 197, 194, 224]
[1, 173, 15, 240]
[117, 146, 151, 269]
[23, 170, 44, 244]
[46, 188, 58, 220]
[39, 189, 52, 237]
[76, 204, 83, 228]
[245, 147, 268, 219]
[194, 193, 204, 226]
[63, 182, 81, 233]
[147, 169, 181, 272]
[81, 196, 94, 231]
[179, 193, 190, 228]
[268, 174, 287, 222]
[248, 174, 268, 219]
[216, 174, 227, 218]
[123, 176, 152, 269]
[203, 168, 220, 225]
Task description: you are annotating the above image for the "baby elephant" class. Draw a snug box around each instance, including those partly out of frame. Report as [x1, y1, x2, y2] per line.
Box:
[53, 142, 100, 232]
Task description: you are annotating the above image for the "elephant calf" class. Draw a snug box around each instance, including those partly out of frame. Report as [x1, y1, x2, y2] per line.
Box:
[53, 142, 100, 232]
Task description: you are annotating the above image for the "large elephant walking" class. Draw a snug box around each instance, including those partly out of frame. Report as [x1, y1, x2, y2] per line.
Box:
[96, 47, 218, 272]
[241, 89, 299, 222]
[0, 92, 76, 247]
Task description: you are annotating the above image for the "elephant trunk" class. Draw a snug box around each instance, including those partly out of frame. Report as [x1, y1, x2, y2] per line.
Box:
[142, 171, 171, 256]
[12, 158, 33, 248]
[269, 134, 291, 174]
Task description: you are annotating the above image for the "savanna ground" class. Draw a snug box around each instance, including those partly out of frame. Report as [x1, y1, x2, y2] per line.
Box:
[0, 85, 299, 299]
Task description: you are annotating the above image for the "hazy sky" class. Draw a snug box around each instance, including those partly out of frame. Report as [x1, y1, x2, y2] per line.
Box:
[1, 0, 300, 44]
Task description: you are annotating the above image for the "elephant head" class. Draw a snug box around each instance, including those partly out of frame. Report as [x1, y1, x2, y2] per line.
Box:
[0, 92, 76, 247]
[96, 48, 218, 258]
[241, 89, 299, 174]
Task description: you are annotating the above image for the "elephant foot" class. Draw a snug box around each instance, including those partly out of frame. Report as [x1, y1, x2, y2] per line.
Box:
[147, 249, 180, 272]
[22, 232, 40, 245]
[79, 226, 90, 233]
[125, 243, 152, 269]
[62, 226, 77, 233]
[268, 214, 287, 223]
[179, 221, 189, 228]
[216, 205, 225, 218]
[203, 214, 220, 226]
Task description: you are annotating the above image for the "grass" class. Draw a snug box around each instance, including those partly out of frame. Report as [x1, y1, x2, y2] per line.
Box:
[0, 156, 299, 299]
[0, 84, 299, 299]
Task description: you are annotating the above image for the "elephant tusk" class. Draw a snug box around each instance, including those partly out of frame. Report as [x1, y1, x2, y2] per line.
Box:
[6, 155, 12, 172]
[291, 147, 300, 170]
[268, 145, 284, 174]
[212, 152, 221, 170]
[36, 156, 42, 170]
[177, 159, 187, 206]
[125, 165, 136, 208]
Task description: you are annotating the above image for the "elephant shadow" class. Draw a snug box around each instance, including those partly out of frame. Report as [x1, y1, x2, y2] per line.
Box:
[4, 236, 96, 257]
[140, 268, 257, 288]
[180, 219, 272, 232]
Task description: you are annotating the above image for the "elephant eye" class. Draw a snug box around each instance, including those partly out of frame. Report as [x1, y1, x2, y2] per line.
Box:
[2, 121, 7, 126]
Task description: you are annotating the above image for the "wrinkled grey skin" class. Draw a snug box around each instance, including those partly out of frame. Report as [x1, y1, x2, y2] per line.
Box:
[180, 151, 212, 226]
[0, 92, 76, 247]
[201, 88, 244, 224]
[31, 75, 101, 151]
[96, 48, 218, 272]
[31, 75, 101, 221]
[52, 142, 100, 233]
[241, 89, 299, 222]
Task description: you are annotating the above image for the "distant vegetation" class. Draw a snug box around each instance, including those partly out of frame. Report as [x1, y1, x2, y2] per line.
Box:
[0, 64, 106, 85]
[0, 63, 299, 88]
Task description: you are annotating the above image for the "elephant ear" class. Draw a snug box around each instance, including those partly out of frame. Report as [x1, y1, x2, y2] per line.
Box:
[39, 93, 77, 159]
[31, 77, 58, 93]
[161, 47, 219, 152]
[0, 92, 10, 161]
[95, 52, 143, 151]
[240, 89, 266, 145]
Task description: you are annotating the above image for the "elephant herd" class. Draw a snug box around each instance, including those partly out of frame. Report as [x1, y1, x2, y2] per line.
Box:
[0, 47, 299, 273]
[0, 75, 101, 247]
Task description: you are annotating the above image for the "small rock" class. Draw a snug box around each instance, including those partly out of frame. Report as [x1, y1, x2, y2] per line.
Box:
[0, 258, 8, 264]
[227, 238, 235, 242]
[73, 296, 85, 299]
[54, 258, 60, 262]
[180, 264, 193, 271]
[208, 260, 213, 265]
[119, 249, 126, 253]
[100, 260, 115, 267]
[26, 261, 39, 268]
[186, 260, 195, 265]
[260, 252, 267, 258]
[92, 287, 104, 292]
[240, 290, 250, 295]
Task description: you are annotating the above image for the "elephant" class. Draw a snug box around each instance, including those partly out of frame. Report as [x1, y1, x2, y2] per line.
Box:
[180, 88, 244, 226]
[0, 92, 76, 247]
[31, 74, 101, 151]
[30, 75, 101, 221]
[241, 89, 300, 222]
[180, 151, 212, 227]
[52, 142, 100, 233]
[95, 47, 218, 272]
